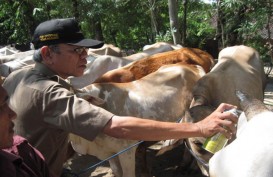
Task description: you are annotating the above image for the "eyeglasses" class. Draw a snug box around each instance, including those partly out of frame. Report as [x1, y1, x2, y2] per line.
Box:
[73, 47, 88, 55]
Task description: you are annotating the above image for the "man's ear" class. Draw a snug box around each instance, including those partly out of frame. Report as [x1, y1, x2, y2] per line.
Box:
[40, 46, 53, 65]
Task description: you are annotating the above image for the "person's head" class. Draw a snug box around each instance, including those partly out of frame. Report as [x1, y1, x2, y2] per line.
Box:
[0, 86, 16, 149]
[31, 18, 104, 79]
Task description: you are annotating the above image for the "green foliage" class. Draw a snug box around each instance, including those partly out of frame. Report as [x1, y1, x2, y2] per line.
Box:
[78, 0, 153, 50]
[182, 1, 216, 48]
[0, 0, 272, 63]
[0, 2, 13, 45]
[244, 35, 272, 62]
[227, 0, 272, 62]
[0, 0, 47, 45]
[155, 30, 172, 43]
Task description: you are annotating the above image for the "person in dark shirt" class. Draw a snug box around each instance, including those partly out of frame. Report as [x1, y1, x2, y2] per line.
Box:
[0, 85, 55, 177]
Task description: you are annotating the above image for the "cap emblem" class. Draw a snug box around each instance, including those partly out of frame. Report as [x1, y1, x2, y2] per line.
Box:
[39, 34, 59, 41]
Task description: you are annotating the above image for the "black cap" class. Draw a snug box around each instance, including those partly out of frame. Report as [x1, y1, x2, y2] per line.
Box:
[32, 18, 104, 49]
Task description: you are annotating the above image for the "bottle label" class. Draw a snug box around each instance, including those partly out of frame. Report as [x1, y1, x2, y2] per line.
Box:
[202, 108, 241, 154]
[202, 133, 228, 154]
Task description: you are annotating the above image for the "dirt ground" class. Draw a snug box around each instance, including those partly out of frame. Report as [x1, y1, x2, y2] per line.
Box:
[62, 71, 273, 177]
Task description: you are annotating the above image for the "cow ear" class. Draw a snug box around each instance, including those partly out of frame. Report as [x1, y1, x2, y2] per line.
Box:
[76, 92, 105, 106]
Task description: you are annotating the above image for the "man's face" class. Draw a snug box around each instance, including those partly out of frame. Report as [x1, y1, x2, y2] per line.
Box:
[0, 86, 16, 149]
[47, 44, 88, 79]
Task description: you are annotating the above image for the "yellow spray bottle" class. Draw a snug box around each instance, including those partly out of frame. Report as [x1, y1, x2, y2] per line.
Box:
[202, 108, 241, 154]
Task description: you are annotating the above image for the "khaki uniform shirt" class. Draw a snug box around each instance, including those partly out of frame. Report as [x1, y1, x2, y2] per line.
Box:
[3, 62, 114, 176]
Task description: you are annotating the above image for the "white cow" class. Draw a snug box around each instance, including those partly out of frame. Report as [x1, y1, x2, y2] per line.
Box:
[143, 41, 182, 51]
[124, 42, 183, 61]
[68, 55, 133, 89]
[0, 50, 34, 64]
[209, 91, 273, 177]
[0, 46, 19, 56]
[0, 42, 181, 88]
[70, 63, 206, 177]
[190, 45, 266, 109]
[88, 44, 123, 57]
[0, 50, 34, 77]
[164, 45, 267, 176]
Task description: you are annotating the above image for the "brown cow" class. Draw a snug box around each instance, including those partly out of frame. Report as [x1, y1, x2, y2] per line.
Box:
[69, 42, 184, 88]
[94, 47, 215, 83]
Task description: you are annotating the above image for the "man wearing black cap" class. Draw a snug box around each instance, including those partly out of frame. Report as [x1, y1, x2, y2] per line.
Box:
[3, 18, 237, 176]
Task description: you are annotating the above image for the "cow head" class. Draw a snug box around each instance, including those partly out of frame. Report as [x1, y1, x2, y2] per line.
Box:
[236, 90, 270, 121]
[182, 105, 215, 176]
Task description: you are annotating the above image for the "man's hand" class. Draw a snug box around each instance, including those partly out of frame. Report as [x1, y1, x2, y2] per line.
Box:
[195, 103, 238, 138]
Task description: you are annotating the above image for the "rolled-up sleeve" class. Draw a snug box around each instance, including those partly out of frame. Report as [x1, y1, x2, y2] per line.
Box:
[40, 83, 114, 141]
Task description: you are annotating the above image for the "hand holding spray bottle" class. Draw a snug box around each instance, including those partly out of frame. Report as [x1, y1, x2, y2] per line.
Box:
[202, 108, 241, 154]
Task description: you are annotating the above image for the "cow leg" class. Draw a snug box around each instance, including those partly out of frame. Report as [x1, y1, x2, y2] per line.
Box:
[118, 146, 138, 177]
[136, 142, 152, 177]
[109, 156, 122, 177]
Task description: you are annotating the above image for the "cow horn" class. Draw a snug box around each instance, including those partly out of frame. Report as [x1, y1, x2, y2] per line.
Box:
[236, 90, 269, 121]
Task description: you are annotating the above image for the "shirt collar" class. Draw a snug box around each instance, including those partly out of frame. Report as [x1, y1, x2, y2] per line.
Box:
[33, 62, 75, 92]
[34, 62, 57, 78]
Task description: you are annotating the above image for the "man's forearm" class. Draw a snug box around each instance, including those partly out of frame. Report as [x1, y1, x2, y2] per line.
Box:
[102, 116, 201, 141]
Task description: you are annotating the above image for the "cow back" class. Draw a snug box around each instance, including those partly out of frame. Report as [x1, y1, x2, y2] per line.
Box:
[94, 48, 214, 83]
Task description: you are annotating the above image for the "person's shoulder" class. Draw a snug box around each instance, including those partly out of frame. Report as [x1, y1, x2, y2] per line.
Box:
[3, 136, 28, 155]
[3, 67, 32, 90]
[9, 136, 43, 158]
[6, 66, 30, 78]
[3, 67, 29, 82]
[12, 135, 28, 146]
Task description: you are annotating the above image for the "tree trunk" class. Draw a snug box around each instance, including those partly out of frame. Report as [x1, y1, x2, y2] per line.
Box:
[266, 0, 273, 64]
[216, 0, 225, 49]
[71, 0, 79, 21]
[181, 0, 187, 45]
[228, 5, 246, 46]
[148, 0, 158, 43]
[90, 17, 104, 41]
[168, 0, 181, 45]
[20, 1, 36, 40]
